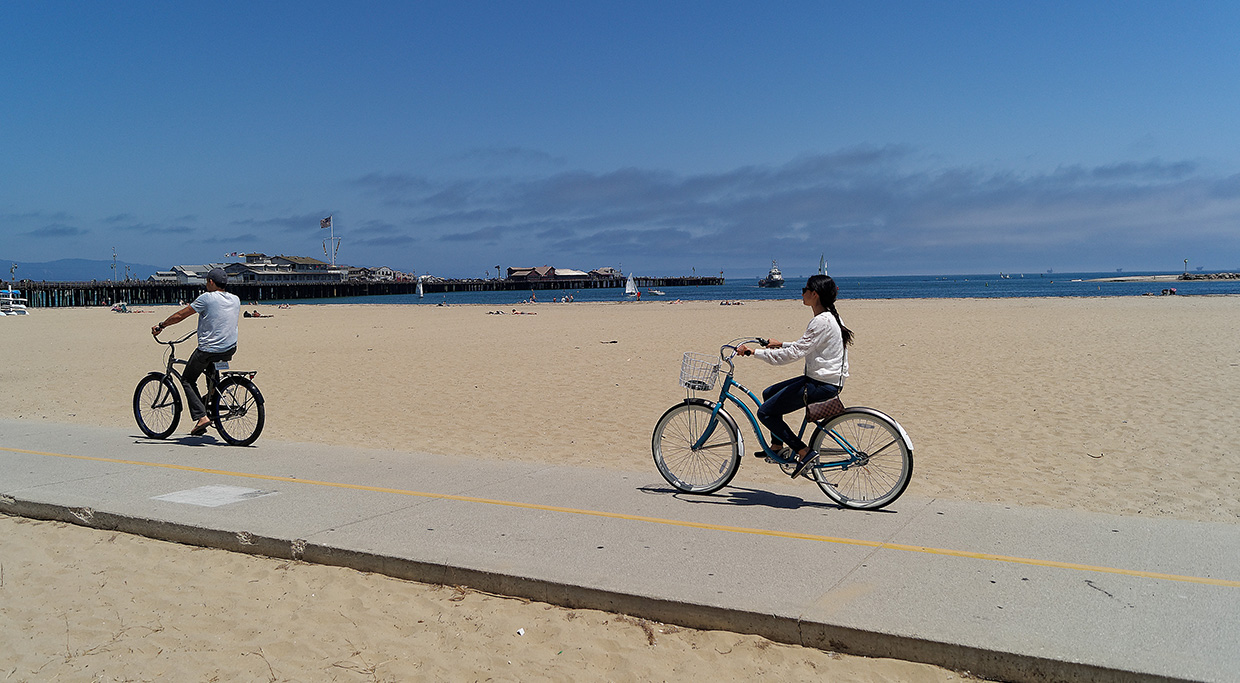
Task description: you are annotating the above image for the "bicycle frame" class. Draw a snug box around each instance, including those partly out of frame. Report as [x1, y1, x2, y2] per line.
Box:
[147, 332, 224, 411]
[690, 344, 862, 472]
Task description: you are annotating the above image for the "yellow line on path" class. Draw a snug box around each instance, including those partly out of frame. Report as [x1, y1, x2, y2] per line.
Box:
[4, 445, 1239, 588]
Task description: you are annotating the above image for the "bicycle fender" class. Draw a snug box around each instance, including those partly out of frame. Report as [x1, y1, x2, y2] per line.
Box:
[684, 397, 745, 456]
[835, 407, 914, 452]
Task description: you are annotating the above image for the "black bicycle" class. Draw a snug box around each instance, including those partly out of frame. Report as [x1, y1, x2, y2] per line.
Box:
[133, 331, 265, 446]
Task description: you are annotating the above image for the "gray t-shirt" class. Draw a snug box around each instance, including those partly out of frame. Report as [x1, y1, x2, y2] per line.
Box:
[190, 290, 241, 352]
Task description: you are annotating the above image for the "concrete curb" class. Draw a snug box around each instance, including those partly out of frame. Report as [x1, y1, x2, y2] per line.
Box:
[2, 496, 1189, 683]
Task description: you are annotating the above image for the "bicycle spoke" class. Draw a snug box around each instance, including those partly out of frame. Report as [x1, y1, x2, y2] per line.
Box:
[212, 378, 264, 446]
[811, 411, 912, 510]
[653, 402, 740, 494]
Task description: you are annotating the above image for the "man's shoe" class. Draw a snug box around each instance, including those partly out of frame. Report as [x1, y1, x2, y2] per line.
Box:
[790, 450, 819, 478]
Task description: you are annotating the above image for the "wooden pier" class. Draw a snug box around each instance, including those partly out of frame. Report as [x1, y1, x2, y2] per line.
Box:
[12, 276, 724, 308]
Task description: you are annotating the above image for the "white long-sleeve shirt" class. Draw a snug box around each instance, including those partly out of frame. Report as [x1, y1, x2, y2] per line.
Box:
[754, 311, 848, 385]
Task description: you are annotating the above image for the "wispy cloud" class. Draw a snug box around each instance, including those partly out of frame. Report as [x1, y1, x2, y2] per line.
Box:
[3, 210, 74, 223]
[439, 225, 510, 244]
[22, 224, 88, 238]
[355, 234, 417, 247]
[231, 212, 330, 233]
[349, 147, 1240, 273]
[199, 233, 261, 244]
[113, 222, 194, 235]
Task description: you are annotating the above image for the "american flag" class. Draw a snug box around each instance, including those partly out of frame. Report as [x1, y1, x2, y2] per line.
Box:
[320, 216, 332, 229]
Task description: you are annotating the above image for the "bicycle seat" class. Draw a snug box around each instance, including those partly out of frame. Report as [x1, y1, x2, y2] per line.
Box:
[806, 397, 845, 422]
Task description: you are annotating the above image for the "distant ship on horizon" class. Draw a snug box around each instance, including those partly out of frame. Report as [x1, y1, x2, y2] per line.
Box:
[758, 260, 785, 288]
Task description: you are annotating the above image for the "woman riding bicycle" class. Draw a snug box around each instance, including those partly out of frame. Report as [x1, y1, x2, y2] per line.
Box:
[738, 274, 853, 478]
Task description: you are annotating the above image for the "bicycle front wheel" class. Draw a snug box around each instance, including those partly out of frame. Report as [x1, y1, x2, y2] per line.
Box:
[810, 409, 913, 510]
[212, 377, 265, 446]
[133, 374, 181, 439]
[652, 399, 741, 494]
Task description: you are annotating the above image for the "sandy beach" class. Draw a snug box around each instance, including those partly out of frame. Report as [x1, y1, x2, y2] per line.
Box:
[3, 296, 1238, 679]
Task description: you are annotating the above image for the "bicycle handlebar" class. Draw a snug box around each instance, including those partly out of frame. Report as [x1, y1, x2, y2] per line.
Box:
[720, 337, 770, 365]
[155, 331, 196, 346]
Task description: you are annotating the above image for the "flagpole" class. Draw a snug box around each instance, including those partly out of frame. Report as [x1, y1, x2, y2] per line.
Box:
[321, 215, 339, 267]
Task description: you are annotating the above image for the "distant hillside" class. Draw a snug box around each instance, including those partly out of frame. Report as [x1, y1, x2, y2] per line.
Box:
[2, 258, 162, 282]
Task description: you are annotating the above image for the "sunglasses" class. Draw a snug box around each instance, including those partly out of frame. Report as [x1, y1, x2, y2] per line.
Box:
[802, 286, 812, 293]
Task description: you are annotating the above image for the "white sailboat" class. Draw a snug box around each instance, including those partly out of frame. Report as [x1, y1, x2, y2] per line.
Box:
[625, 273, 639, 296]
[416, 276, 424, 298]
[818, 254, 827, 276]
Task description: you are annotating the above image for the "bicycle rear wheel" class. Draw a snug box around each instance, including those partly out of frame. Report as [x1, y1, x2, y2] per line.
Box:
[652, 399, 741, 494]
[212, 377, 265, 446]
[809, 409, 912, 510]
[133, 374, 181, 439]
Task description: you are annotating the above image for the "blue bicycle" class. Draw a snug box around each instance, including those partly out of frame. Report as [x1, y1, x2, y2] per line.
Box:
[652, 338, 913, 510]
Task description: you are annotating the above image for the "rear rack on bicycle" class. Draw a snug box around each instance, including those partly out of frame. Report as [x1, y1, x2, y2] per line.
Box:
[679, 352, 720, 391]
[212, 361, 257, 380]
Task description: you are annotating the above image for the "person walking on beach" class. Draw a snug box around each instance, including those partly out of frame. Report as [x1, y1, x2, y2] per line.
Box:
[151, 268, 241, 435]
[738, 274, 853, 478]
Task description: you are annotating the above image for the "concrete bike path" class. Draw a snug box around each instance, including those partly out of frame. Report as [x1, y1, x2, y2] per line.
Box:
[2, 418, 1237, 683]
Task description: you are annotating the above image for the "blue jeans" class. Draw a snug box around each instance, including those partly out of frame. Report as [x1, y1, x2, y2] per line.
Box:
[756, 375, 840, 453]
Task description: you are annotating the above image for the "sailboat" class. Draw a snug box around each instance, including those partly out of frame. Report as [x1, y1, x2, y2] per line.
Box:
[625, 273, 639, 296]
[416, 276, 424, 298]
[818, 254, 827, 276]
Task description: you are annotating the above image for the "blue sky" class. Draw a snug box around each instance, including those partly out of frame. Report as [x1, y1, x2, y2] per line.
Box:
[4, 1, 1240, 278]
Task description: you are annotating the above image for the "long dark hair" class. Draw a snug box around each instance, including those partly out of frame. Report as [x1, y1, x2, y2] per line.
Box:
[806, 274, 853, 347]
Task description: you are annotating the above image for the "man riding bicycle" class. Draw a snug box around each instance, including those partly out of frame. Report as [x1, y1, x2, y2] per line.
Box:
[151, 267, 241, 435]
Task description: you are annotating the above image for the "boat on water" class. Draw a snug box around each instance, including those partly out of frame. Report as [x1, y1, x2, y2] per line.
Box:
[758, 260, 785, 288]
[648, 289, 666, 296]
[1, 289, 29, 315]
[416, 276, 424, 298]
[625, 273, 639, 296]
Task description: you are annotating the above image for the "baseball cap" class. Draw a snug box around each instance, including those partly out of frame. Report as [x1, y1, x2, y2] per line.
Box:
[207, 268, 228, 286]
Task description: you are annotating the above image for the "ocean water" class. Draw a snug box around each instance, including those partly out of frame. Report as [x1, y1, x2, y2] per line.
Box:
[282, 271, 1240, 306]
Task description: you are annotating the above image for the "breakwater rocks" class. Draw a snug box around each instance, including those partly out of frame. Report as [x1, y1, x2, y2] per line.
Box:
[1180, 272, 1240, 280]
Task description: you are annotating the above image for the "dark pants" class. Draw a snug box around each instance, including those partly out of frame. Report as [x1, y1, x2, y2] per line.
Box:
[181, 346, 236, 421]
[757, 375, 840, 453]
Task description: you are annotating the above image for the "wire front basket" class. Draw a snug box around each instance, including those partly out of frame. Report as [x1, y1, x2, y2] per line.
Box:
[679, 352, 720, 391]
